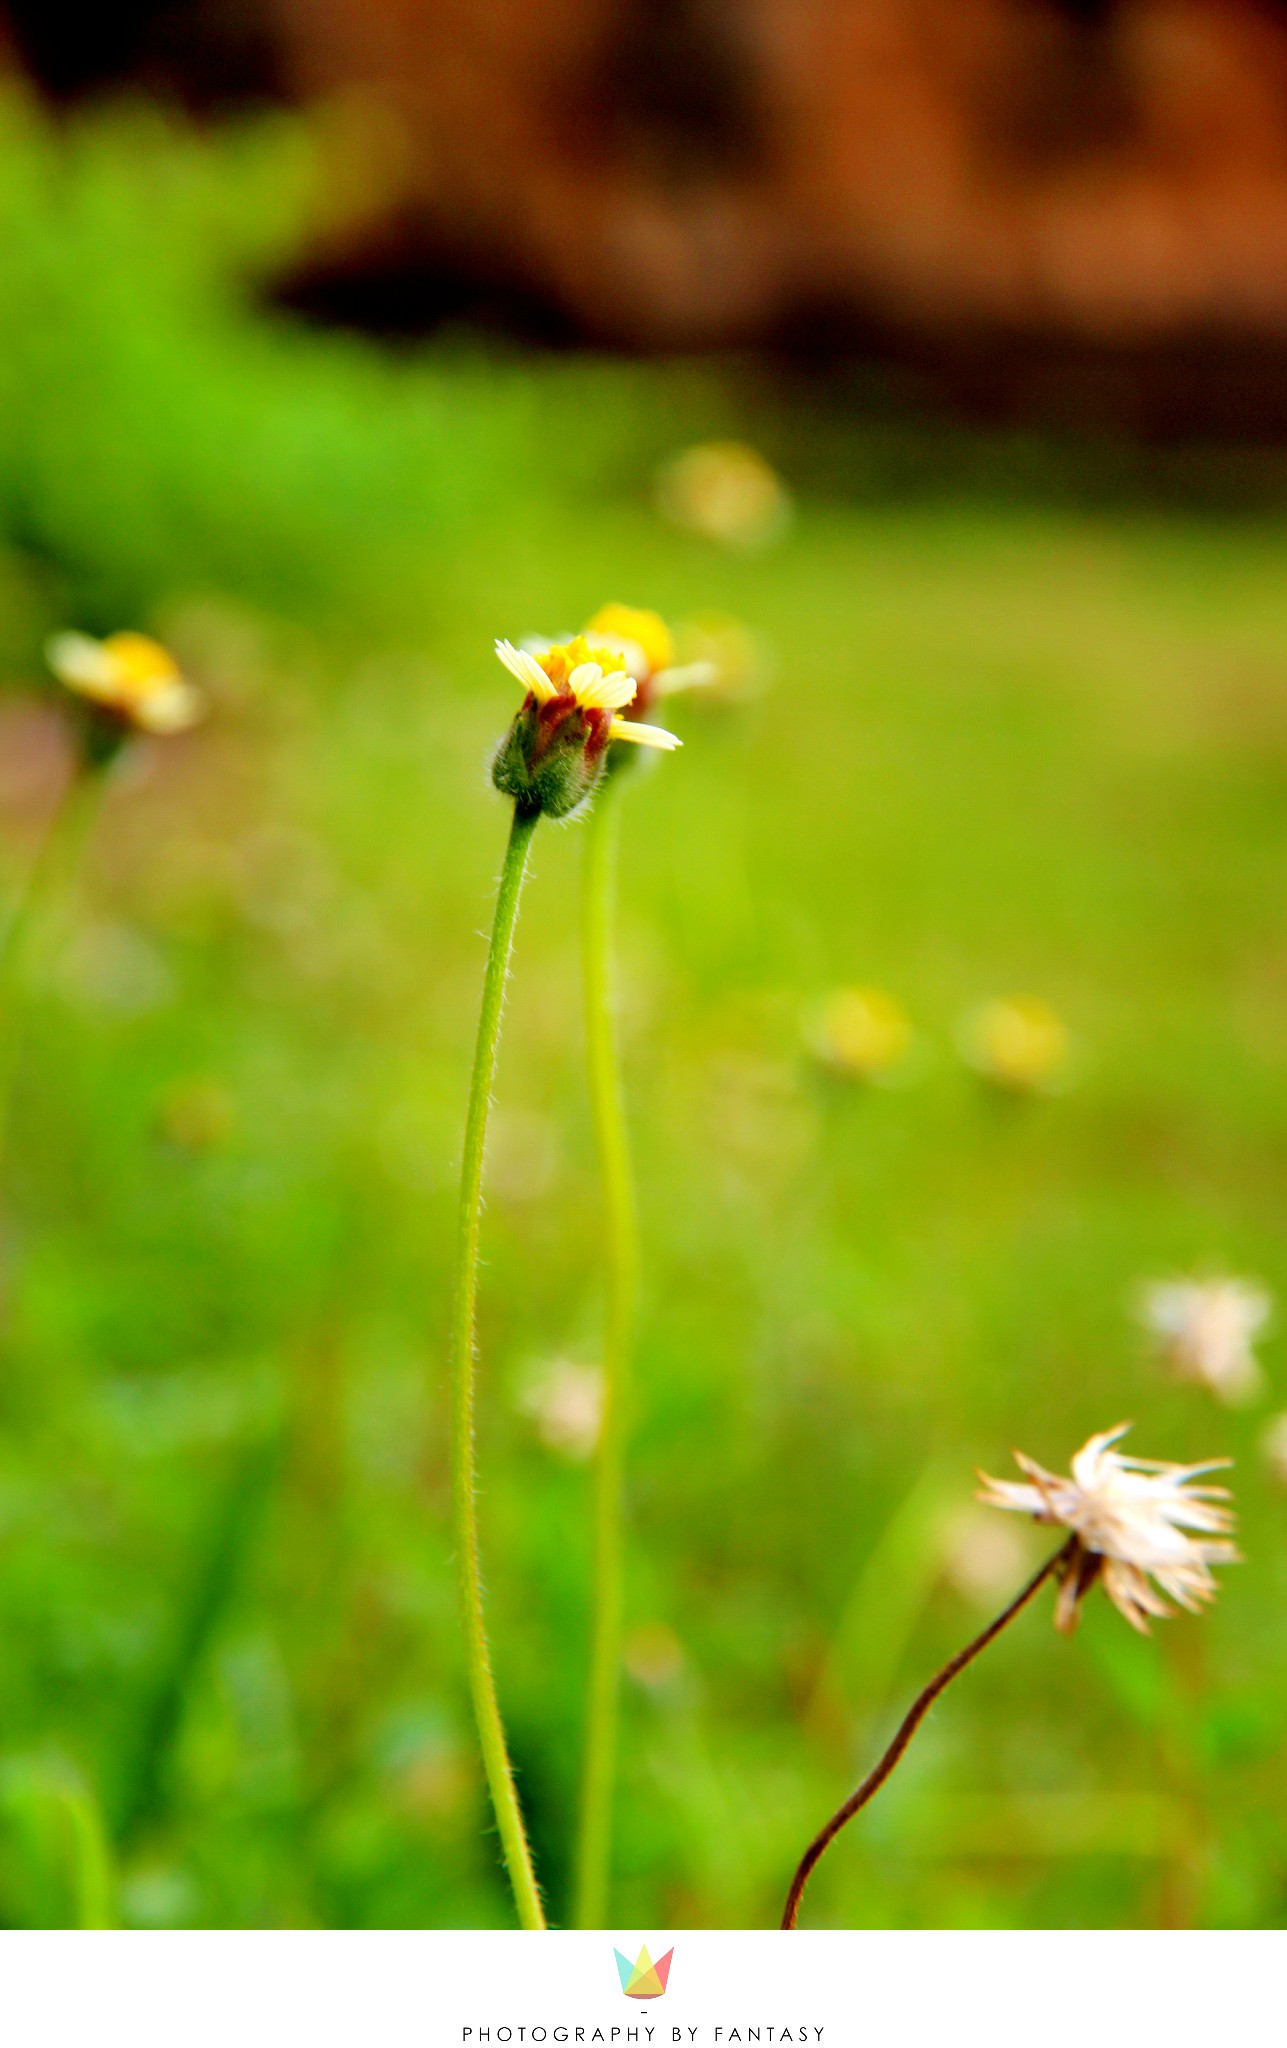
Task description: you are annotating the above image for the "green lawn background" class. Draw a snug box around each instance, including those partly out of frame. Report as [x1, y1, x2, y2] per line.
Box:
[0, 91, 1285, 1929]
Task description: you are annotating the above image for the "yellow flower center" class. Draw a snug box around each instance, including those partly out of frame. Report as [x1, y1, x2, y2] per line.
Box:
[100, 633, 184, 705]
[533, 635, 628, 699]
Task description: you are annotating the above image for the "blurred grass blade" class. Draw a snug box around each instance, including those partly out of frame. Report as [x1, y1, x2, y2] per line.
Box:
[0, 1757, 115, 1927]
[807, 1456, 958, 1746]
[112, 1428, 283, 1843]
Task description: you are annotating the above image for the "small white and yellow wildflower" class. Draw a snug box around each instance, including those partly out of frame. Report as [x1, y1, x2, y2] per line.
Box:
[492, 632, 679, 818]
[46, 631, 204, 736]
[979, 1424, 1238, 1635]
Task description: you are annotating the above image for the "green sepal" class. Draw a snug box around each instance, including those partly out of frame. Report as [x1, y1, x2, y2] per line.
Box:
[491, 703, 606, 820]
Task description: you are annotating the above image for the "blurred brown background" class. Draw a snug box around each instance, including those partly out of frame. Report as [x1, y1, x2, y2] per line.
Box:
[9, 1, 1287, 428]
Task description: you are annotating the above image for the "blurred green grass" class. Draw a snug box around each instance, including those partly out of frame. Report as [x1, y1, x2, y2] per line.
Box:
[1, 89, 1286, 1930]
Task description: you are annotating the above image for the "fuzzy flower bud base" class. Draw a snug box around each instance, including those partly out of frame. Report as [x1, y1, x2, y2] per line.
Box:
[491, 697, 611, 819]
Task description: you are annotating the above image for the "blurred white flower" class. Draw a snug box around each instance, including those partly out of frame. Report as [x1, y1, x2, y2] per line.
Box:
[940, 1506, 1030, 1606]
[1139, 1276, 1271, 1406]
[979, 1424, 1238, 1635]
[520, 1362, 603, 1462]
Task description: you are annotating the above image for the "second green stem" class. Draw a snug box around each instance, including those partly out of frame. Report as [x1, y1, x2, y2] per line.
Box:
[575, 772, 640, 1929]
[449, 802, 546, 1930]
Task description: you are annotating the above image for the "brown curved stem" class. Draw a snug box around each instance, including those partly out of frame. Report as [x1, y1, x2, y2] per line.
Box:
[781, 1535, 1075, 1929]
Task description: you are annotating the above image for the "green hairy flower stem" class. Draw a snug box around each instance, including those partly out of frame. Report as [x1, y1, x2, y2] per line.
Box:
[574, 770, 639, 1929]
[448, 800, 546, 1931]
[781, 1535, 1075, 1929]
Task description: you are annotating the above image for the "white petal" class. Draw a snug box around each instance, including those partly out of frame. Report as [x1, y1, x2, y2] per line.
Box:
[608, 718, 681, 750]
[570, 661, 636, 711]
[46, 631, 115, 699]
[134, 681, 205, 734]
[976, 1476, 1051, 1520]
[1103, 1560, 1165, 1633]
[567, 660, 605, 700]
[652, 660, 718, 696]
[597, 670, 641, 711]
[1071, 1423, 1132, 1491]
[495, 638, 557, 702]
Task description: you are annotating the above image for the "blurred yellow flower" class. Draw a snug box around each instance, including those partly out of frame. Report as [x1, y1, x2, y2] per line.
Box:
[656, 441, 792, 549]
[958, 994, 1069, 1093]
[46, 631, 204, 735]
[582, 602, 717, 714]
[810, 986, 911, 1083]
[584, 603, 674, 679]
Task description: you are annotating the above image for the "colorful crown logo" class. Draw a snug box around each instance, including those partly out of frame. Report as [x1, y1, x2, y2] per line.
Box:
[614, 1944, 674, 2000]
